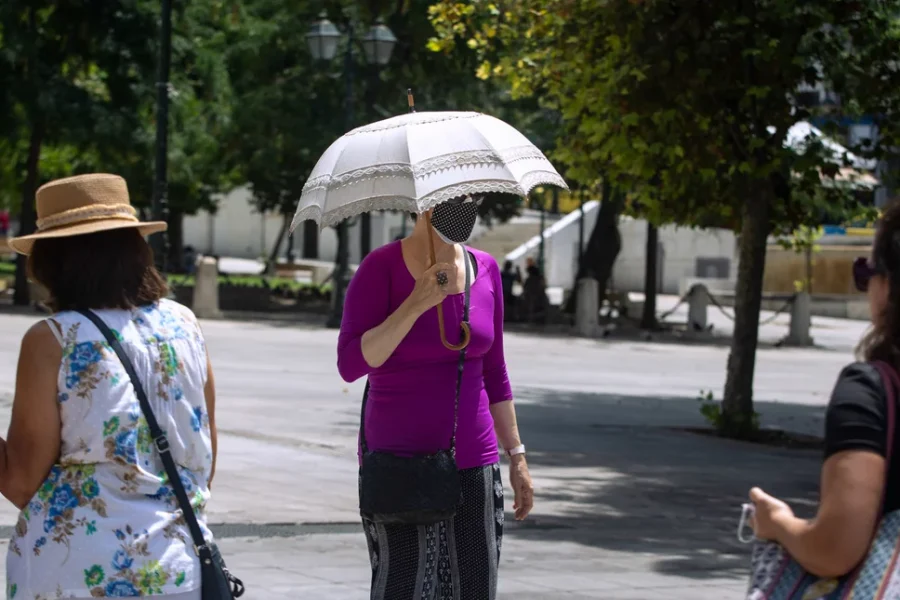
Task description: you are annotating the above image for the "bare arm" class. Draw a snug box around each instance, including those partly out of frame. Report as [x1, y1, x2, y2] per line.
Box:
[360, 297, 426, 370]
[1, 322, 63, 509]
[484, 257, 518, 449]
[484, 257, 533, 519]
[753, 450, 883, 578]
[490, 400, 522, 452]
[204, 351, 217, 488]
[491, 399, 533, 521]
[338, 256, 455, 381]
[752, 365, 890, 577]
[359, 262, 455, 369]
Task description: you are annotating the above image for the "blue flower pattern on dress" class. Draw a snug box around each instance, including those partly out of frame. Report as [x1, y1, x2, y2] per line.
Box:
[47, 484, 79, 518]
[191, 406, 203, 432]
[112, 549, 134, 571]
[113, 429, 137, 462]
[7, 301, 212, 598]
[105, 579, 139, 596]
[65, 342, 106, 393]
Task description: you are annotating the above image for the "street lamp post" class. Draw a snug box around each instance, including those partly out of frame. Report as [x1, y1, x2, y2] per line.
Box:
[151, 0, 173, 273]
[308, 12, 396, 329]
[538, 194, 546, 276]
[285, 231, 296, 262]
[578, 188, 585, 256]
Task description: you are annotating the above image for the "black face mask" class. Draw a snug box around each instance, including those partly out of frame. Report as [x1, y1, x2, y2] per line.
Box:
[430, 198, 480, 244]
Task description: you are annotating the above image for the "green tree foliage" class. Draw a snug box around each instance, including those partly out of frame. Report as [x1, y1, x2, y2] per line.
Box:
[223, 0, 544, 268]
[431, 0, 900, 437]
[0, 0, 243, 284]
[0, 0, 158, 303]
[221, 0, 346, 267]
[159, 1, 244, 269]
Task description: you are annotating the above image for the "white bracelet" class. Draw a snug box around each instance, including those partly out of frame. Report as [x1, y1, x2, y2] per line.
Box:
[505, 444, 526, 457]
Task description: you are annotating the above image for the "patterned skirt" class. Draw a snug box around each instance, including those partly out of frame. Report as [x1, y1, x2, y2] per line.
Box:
[362, 463, 504, 600]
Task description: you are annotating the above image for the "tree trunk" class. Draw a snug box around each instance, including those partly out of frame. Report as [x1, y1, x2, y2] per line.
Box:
[13, 123, 43, 306]
[721, 185, 771, 438]
[564, 180, 623, 315]
[641, 222, 659, 329]
[267, 212, 291, 274]
[166, 208, 184, 273]
[302, 220, 319, 259]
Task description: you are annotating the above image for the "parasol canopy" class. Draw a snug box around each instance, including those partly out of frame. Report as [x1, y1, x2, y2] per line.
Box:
[290, 110, 568, 232]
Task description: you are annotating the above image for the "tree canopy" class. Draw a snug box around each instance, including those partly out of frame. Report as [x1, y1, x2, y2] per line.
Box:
[430, 0, 891, 228]
[430, 0, 900, 436]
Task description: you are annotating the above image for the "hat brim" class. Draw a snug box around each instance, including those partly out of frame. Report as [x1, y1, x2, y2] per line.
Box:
[7, 219, 167, 255]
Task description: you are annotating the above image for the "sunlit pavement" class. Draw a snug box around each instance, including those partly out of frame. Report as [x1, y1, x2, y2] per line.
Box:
[0, 309, 854, 598]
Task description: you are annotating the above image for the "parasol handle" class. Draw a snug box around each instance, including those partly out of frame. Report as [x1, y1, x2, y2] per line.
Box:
[427, 213, 471, 352]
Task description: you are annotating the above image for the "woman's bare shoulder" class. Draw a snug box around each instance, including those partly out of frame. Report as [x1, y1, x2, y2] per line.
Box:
[18, 320, 63, 368]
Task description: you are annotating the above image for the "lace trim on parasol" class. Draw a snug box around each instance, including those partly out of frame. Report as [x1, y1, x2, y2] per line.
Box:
[302, 164, 414, 194]
[417, 172, 568, 212]
[417, 181, 526, 213]
[292, 171, 568, 231]
[518, 170, 569, 194]
[291, 196, 419, 231]
[413, 145, 550, 178]
[301, 145, 557, 194]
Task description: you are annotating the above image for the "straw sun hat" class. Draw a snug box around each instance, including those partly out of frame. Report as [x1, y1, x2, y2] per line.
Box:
[7, 173, 167, 256]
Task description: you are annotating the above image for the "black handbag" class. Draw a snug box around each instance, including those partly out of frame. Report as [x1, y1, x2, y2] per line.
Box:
[79, 310, 245, 600]
[358, 248, 472, 525]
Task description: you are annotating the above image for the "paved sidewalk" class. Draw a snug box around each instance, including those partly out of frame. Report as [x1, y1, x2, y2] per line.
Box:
[0, 312, 852, 598]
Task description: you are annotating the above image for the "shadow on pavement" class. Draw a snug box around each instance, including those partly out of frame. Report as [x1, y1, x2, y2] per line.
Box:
[511, 389, 822, 581]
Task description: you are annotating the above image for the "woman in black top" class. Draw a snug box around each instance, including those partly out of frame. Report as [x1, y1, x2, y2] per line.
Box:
[750, 204, 900, 578]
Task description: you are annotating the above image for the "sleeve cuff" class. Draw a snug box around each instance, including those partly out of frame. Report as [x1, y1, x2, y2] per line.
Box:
[337, 335, 374, 383]
[485, 369, 513, 405]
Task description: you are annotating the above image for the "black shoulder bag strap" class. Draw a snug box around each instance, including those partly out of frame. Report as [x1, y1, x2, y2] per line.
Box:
[360, 247, 472, 453]
[78, 310, 213, 559]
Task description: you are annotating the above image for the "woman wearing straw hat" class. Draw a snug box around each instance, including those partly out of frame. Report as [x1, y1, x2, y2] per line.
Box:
[3, 174, 219, 599]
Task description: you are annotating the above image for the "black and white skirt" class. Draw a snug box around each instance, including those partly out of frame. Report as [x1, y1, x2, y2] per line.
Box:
[362, 463, 504, 600]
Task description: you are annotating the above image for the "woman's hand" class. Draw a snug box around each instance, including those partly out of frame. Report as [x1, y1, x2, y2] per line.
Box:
[749, 487, 794, 542]
[510, 456, 534, 521]
[408, 262, 456, 315]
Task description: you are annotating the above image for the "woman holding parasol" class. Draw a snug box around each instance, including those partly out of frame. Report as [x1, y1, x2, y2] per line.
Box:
[292, 103, 566, 600]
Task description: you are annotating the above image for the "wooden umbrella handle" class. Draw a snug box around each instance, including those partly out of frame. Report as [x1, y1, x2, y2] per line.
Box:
[426, 213, 471, 351]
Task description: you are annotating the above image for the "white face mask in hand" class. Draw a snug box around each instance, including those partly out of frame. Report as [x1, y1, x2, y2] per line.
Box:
[430, 195, 482, 244]
[738, 502, 756, 543]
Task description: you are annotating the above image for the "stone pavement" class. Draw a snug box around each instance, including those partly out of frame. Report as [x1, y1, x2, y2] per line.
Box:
[0, 309, 862, 598]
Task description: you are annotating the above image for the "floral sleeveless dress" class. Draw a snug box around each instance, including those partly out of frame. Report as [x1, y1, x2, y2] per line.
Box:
[6, 300, 213, 599]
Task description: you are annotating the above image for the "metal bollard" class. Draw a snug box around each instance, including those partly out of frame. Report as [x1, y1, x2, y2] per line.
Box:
[575, 278, 600, 337]
[785, 292, 813, 346]
[192, 256, 222, 319]
[687, 284, 709, 331]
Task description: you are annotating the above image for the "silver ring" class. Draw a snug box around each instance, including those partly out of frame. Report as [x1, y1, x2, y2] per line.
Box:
[436, 271, 449, 287]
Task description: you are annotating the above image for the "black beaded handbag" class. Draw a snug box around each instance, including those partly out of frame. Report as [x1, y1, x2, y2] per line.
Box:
[358, 248, 471, 526]
[79, 310, 245, 600]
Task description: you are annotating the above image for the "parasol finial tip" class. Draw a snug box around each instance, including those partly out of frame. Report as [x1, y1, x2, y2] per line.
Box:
[407, 89, 415, 113]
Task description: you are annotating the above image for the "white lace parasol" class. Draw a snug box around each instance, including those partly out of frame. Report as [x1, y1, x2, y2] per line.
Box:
[289, 111, 568, 231]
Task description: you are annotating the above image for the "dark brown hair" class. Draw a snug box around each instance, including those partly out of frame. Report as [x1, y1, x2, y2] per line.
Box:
[28, 228, 169, 312]
[859, 201, 900, 365]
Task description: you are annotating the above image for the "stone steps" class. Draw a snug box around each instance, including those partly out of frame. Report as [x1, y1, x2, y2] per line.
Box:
[470, 222, 544, 265]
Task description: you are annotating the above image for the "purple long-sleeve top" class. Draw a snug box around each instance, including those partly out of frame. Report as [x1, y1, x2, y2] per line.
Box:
[337, 241, 513, 470]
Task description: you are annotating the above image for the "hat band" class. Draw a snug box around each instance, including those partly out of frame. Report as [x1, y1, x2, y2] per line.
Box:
[36, 204, 138, 232]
